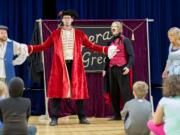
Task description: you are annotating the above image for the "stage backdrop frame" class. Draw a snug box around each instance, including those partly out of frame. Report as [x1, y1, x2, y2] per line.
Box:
[35, 19, 153, 117]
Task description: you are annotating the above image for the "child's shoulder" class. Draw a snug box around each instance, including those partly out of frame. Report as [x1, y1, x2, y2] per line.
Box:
[125, 99, 134, 103]
[19, 97, 31, 103]
[0, 98, 11, 107]
[128, 98, 148, 102]
[143, 99, 151, 103]
[160, 96, 180, 103]
[128, 98, 151, 105]
[125, 99, 137, 105]
[160, 97, 174, 102]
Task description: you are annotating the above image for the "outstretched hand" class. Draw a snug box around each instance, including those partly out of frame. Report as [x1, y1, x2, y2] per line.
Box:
[108, 45, 119, 59]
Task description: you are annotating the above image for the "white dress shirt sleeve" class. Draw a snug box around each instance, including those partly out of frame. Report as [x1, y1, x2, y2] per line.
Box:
[12, 41, 29, 65]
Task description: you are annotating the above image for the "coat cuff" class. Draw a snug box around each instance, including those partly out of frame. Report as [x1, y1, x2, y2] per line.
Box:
[103, 46, 108, 55]
[28, 45, 33, 55]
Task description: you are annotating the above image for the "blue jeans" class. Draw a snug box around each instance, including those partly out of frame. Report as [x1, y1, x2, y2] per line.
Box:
[28, 125, 37, 135]
[0, 125, 37, 135]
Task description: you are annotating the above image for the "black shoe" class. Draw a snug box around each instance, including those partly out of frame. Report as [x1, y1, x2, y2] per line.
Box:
[79, 118, 90, 124]
[108, 116, 121, 121]
[49, 118, 58, 126]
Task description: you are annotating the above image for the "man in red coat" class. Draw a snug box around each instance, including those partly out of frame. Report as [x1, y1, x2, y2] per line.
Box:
[28, 10, 117, 126]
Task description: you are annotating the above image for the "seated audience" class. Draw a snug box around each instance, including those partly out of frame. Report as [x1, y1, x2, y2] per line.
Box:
[147, 75, 180, 135]
[0, 77, 37, 135]
[121, 81, 152, 135]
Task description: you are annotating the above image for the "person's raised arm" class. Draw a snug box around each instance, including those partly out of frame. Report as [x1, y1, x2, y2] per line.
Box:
[82, 32, 118, 59]
[82, 34, 108, 54]
[28, 35, 53, 55]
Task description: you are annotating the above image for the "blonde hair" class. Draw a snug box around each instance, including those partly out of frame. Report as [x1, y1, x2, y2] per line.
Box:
[111, 21, 123, 33]
[133, 81, 148, 98]
[168, 27, 180, 47]
[0, 81, 9, 98]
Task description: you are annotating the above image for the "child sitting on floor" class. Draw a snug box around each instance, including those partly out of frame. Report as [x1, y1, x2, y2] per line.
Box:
[121, 81, 152, 135]
[147, 75, 180, 135]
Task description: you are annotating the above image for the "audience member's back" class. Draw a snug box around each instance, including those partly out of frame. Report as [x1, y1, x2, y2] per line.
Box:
[148, 75, 180, 135]
[0, 77, 31, 135]
[161, 76, 180, 134]
[121, 81, 152, 135]
[0, 81, 9, 129]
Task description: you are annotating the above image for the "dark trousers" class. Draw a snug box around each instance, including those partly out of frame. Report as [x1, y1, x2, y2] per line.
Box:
[49, 98, 85, 120]
[109, 65, 133, 117]
[49, 60, 85, 120]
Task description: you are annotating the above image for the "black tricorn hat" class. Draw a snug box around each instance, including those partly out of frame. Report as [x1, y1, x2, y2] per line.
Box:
[0, 25, 8, 30]
[58, 10, 78, 19]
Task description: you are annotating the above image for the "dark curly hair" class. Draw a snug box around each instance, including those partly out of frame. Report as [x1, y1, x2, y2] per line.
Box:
[163, 75, 180, 97]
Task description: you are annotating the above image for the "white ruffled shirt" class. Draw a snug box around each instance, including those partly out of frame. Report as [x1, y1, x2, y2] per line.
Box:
[62, 29, 74, 60]
[0, 39, 28, 78]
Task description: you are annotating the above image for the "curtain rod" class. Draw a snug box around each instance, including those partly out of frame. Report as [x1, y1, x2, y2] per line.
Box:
[36, 18, 154, 22]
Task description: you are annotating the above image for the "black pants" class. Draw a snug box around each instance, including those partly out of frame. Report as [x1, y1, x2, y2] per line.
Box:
[49, 60, 85, 120]
[109, 65, 133, 117]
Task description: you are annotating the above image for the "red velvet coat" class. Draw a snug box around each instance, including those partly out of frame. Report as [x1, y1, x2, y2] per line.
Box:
[28, 28, 108, 99]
